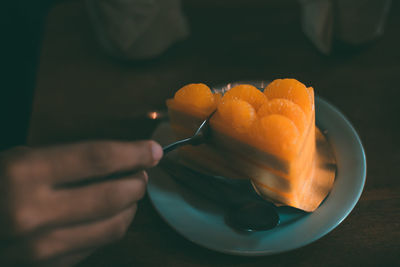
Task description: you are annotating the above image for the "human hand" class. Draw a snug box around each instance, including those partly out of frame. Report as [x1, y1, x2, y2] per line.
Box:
[0, 140, 163, 266]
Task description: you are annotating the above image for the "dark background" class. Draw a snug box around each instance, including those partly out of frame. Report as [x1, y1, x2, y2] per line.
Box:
[1, 0, 399, 266]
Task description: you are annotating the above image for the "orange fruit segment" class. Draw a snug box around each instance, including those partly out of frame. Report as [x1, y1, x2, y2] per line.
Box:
[174, 83, 215, 112]
[217, 99, 256, 133]
[252, 114, 300, 160]
[257, 98, 307, 133]
[264, 79, 312, 115]
[222, 84, 267, 111]
[166, 79, 333, 212]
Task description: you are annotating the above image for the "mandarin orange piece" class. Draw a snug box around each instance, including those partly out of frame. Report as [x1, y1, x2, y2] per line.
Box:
[264, 79, 312, 115]
[252, 114, 300, 160]
[222, 84, 267, 110]
[257, 98, 307, 133]
[217, 99, 256, 133]
[174, 83, 215, 111]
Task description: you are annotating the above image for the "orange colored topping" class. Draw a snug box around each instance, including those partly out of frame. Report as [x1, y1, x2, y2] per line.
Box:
[217, 99, 256, 133]
[174, 83, 215, 111]
[257, 98, 307, 133]
[252, 114, 300, 160]
[222, 84, 268, 111]
[264, 79, 312, 115]
[166, 79, 334, 212]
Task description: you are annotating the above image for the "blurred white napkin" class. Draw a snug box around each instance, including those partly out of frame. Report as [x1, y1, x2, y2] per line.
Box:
[300, 0, 392, 54]
[86, 0, 189, 60]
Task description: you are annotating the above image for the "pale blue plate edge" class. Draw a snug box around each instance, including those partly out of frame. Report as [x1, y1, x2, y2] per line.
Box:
[147, 96, 367, 256]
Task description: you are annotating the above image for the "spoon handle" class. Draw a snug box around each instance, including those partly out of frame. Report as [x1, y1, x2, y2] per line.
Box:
[162, 137, 193, 154]
[162, 110, 215, 154]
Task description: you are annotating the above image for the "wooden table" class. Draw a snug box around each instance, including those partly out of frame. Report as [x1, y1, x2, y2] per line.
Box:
[29, 0, 400, 266]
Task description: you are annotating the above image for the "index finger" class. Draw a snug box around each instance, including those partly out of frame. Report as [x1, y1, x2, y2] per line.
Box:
[30, 140, 163, 185]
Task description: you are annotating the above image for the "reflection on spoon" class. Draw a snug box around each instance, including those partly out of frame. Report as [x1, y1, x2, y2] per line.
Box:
[226, 201, 280, 232]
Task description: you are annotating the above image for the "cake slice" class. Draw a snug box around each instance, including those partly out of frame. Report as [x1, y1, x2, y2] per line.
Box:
[166, 79, 334, 212]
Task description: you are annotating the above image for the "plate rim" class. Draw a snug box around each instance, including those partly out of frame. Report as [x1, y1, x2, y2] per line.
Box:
[147, 96, 367, 256]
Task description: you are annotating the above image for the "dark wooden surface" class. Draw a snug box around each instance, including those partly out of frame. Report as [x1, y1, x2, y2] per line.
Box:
[29, 0, 400, 266]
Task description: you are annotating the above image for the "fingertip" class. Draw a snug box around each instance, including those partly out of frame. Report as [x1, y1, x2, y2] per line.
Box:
[150, 141, 163, 164]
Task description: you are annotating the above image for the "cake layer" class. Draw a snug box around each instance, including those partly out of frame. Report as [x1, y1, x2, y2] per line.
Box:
[168, 105, 314, 198]
[166, 80, 335, 212]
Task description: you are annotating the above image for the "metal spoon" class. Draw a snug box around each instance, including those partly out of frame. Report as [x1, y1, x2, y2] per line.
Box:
[160, 159, 281, 232]
[162, 110, 216, 154]
[146, 110, 286, 231]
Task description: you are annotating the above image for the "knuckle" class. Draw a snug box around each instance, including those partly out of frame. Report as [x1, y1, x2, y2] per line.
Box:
[29, 239, 53, 262]
[114, 225, 127, 241]
[2, 157, 28, 180]
[99, 184, 127, 216]
[111, 213, 132, 241]
[28, 231, 66, 263]
[85, 142, 115, 171]
[10, 207, 40, 236]
[104, 206, 136, 243]
[102, 176, 146, 213]
[133, 141, 154, 166]
[0, 149, 48, 182]
[101, 186, 120, 213]
[135, 173, 148, 200]
[26, 153, 51, 178]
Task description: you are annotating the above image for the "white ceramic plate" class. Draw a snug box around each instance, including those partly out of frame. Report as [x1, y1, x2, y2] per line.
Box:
[147, 96, 366, 256]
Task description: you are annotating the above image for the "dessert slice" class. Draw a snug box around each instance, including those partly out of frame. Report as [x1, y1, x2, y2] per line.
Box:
[166, 79, 335, 212]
